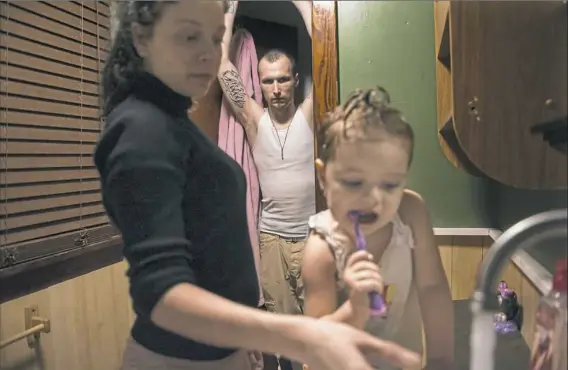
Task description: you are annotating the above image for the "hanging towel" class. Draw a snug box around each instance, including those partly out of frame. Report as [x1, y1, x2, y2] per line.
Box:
[217, 28, 264, 306]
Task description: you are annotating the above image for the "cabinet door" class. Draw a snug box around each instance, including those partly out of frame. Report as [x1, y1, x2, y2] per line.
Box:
[451, 1, 567, 189]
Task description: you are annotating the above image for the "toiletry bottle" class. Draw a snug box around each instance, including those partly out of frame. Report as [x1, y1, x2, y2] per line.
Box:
[550, 260, 567, 370]
[529, 259, 567, 370]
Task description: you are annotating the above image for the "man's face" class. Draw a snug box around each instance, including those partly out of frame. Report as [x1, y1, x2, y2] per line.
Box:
[258, 56, 299, 110]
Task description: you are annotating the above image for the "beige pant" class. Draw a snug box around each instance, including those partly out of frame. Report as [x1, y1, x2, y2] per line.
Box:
[259, 232, 305, 315]
[121, 337, 261, 370]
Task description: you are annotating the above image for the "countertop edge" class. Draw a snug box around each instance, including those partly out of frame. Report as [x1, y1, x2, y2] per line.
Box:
[433, 227, 500, 236]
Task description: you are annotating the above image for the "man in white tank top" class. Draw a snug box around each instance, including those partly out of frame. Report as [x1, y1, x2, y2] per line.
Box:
[218, 2, 314, 370]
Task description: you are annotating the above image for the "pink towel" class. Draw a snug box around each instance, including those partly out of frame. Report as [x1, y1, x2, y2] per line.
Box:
[217, 29, 264, 306]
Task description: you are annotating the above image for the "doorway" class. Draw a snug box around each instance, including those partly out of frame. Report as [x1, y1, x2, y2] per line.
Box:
[190, 1, 315, 142]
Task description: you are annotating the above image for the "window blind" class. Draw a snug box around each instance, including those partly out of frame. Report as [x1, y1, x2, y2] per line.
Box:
[1, 1, 118, 268]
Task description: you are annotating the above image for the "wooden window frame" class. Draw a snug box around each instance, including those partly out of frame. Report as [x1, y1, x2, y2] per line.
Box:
[0, 1, 339, 303]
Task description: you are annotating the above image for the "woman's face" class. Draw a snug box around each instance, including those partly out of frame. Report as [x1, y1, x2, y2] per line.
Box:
[133, 1, 225, 99]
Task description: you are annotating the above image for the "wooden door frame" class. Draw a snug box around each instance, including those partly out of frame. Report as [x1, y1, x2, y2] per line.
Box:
[312, 1, 339, 212]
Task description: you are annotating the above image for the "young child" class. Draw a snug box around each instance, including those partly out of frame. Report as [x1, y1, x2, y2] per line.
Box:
[302, 87, 455, 370]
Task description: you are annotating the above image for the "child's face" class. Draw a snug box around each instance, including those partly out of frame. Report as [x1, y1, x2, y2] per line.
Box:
[317, 130, 411, 236]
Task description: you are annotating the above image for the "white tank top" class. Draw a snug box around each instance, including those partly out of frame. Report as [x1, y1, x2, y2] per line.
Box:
[253, 109, 316, 238]
[308, 210, 424, 370]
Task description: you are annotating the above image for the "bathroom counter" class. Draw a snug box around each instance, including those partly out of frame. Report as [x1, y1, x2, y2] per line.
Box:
[453, 299, 530, 369]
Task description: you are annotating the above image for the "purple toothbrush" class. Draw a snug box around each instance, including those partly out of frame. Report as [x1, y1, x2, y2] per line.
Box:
[348, 210, 387, 317]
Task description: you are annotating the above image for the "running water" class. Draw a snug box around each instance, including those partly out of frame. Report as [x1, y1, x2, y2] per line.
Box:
[470, 312, 497, 370]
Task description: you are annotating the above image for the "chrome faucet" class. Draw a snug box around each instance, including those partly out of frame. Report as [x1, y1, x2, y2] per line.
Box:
[470, 209, 568, 370]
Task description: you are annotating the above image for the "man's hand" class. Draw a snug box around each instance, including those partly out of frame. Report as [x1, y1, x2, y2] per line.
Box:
[226, 0, 238, 14]
[292, 1, 312, 38]
[292, 0, 312, 14]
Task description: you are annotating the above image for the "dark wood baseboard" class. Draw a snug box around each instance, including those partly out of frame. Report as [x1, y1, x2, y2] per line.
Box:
[0, 237, 124, 304]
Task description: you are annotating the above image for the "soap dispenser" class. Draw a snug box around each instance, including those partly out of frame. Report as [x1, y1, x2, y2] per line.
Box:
[529, 259, 567, 370]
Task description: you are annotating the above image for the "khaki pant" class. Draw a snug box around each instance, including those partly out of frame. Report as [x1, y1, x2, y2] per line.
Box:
[259, 232, 305, 315]
[121, 337, 261, 370]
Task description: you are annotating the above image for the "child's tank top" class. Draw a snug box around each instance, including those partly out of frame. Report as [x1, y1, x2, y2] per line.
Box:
[308, 210, 424, 370]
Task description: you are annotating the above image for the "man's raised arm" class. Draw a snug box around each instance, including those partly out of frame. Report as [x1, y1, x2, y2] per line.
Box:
[292, 1, 314, 128]
[292, 1, 312, 39]
[217, 1, 263, 145]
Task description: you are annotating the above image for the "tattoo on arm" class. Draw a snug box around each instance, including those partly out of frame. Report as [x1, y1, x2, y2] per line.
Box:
[220, 70, 247, 109]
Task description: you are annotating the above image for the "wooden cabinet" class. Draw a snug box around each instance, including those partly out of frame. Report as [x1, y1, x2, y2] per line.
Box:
[434, 1, 567, 190]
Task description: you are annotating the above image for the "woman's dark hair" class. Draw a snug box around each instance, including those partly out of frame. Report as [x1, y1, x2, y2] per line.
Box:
[101, 1, 174, 117]
[317, 86, 415, 165]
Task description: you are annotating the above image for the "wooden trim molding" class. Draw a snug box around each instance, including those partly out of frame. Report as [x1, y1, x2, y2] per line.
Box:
[511, 250, 552, 295]
[312, 0, 339, 212]
[487, 230, 553, 295]
[0, 237, 123, 304]
[435, 227, 553, 295]
[433, 227, 500, 236]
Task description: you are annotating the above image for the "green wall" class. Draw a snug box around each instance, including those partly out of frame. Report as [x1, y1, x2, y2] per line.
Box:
[489, 184, 567, 274]
[337, 1, 567, 230]
[488, 184, 567, 230]
[338, 1, 489, 227]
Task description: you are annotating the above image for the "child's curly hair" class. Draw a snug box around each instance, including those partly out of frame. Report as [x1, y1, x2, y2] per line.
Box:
[317, 86, 414, 165]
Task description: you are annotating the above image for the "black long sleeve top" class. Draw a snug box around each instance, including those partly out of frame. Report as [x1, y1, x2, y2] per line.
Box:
[94, 72, 259, 360]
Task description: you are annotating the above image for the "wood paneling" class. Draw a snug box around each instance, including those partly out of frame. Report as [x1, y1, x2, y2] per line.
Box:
[0, 261, 134, 370]
[517, 273, 541, 347]
[439, 235, 535, 300]
[438, 235, 491, 300]
[438, 235, 543, 347]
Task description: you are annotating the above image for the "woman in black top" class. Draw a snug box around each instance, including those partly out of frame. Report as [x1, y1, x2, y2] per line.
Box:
[95, 1, 420, 370]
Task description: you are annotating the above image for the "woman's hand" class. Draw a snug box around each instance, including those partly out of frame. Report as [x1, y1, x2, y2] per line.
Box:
[343, 250, 384, 321]
[300, 319, 421, 370]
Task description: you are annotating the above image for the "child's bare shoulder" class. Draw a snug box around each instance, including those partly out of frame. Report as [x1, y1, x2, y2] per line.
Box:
[304, 232, 336, 268]
[398, 189, 429, 225]
[303, 213, 337, 279]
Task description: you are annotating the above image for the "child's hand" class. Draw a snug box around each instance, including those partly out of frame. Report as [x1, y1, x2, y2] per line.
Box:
[343, 250, 384, 318]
